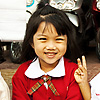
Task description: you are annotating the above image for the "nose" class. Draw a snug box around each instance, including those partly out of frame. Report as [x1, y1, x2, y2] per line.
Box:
[46, 41, 56, 50]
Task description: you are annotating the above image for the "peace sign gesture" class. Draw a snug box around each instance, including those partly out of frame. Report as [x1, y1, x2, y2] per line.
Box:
[74, 56, 87, 84]
[74, 56, 91, 100]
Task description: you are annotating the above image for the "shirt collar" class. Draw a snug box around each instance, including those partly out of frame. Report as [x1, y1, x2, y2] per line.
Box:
[25, 57, 65, 79]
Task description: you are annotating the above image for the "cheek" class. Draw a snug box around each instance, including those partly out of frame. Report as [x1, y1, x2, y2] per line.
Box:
[62, 45, 67, 54]
[33, 45, 40, 52]
[32, 38, 39, 49]
[33, 45, 42, 57]
[58, 43, 67, 54]
[33, 42, 44, 53]
[61, 41, 67, 54]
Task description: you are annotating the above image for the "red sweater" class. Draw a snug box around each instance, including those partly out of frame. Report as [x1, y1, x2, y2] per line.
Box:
[12, 58, 83, 100]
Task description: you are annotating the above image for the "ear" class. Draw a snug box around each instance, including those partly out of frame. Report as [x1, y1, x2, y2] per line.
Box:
[30, 43, 34, 49]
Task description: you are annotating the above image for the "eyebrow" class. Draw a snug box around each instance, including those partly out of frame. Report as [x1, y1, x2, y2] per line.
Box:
[37, 34, 65, 38]
[37, 34, 47, 36]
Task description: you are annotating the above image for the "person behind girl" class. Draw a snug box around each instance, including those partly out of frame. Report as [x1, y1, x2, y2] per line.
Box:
[12, 0, 84, 99]
[90, 72, 100, 100]
[0, 72, 10, 100]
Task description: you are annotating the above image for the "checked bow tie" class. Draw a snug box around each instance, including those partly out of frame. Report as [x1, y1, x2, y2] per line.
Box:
[27, 75, 60, 96]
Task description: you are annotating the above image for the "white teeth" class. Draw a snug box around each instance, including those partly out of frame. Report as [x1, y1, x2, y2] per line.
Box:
[48, 53, 54, 55]
[44, 52, 57, 56]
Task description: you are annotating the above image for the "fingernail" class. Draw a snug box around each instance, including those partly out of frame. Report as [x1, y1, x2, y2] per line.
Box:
[82, 55, 84, 58]
[77, 58, 80, 61]
[80, 65, 82, 67]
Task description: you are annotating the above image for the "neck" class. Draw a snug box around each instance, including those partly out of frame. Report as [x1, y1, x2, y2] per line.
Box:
[39, 60, 59, 73]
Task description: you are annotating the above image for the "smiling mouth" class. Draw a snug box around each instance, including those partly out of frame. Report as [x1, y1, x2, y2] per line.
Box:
[44, 52, 57, 54]
[44, 52, 57, 58]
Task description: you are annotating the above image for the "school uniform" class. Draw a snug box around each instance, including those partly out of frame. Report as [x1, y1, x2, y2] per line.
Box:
[12, 57, 83, 100]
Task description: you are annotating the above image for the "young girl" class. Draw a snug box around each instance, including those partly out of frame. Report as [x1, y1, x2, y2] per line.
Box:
[12, 0, 84, 99]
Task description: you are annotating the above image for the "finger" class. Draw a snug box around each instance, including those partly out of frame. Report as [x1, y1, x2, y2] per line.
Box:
[82, 56, 87, 70]
[77, 65, 83, 74]
[75, 67, 84, 76]
[78, 64, 86, 74]
[78, 67, 83, 75]
[74, 69, 80, 75]
[77, 58, 82, 67]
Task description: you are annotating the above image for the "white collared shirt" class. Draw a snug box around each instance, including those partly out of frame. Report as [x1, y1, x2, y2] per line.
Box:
[90, 73, 100, 100]
[25, 57, 65, 89]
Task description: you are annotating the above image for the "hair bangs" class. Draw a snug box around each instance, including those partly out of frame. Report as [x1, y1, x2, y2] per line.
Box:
[41, 14, 68, 36]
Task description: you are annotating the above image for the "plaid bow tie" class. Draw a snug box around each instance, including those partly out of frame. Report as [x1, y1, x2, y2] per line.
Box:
[27, 75, 60, 96]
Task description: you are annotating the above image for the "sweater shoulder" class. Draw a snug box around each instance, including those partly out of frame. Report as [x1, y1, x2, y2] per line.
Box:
[64, 58, 78, 74]
[63, 58, 78, 83]
[64, 58, 78, 69]
[13, 60, 32, 78]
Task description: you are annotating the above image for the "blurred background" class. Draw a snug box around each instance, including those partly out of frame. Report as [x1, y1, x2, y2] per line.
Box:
[0, 0, 100, 99]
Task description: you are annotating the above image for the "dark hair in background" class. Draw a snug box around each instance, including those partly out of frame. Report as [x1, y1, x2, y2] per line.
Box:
[21, 0, 82, 63]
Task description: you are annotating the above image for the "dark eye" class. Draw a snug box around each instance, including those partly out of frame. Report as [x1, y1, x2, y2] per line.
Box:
[56, 38, 64, 41]
[39, 38, 47, 40]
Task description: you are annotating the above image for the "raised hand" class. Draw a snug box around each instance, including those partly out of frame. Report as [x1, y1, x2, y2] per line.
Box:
[74, 56, 91, 100]
[74, 56, 88, 84]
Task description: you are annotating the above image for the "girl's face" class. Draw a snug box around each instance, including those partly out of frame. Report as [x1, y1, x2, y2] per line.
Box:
[31, 22, 67, 69]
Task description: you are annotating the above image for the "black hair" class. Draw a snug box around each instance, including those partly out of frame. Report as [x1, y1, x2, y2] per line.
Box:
[21, 0, 82, 63]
